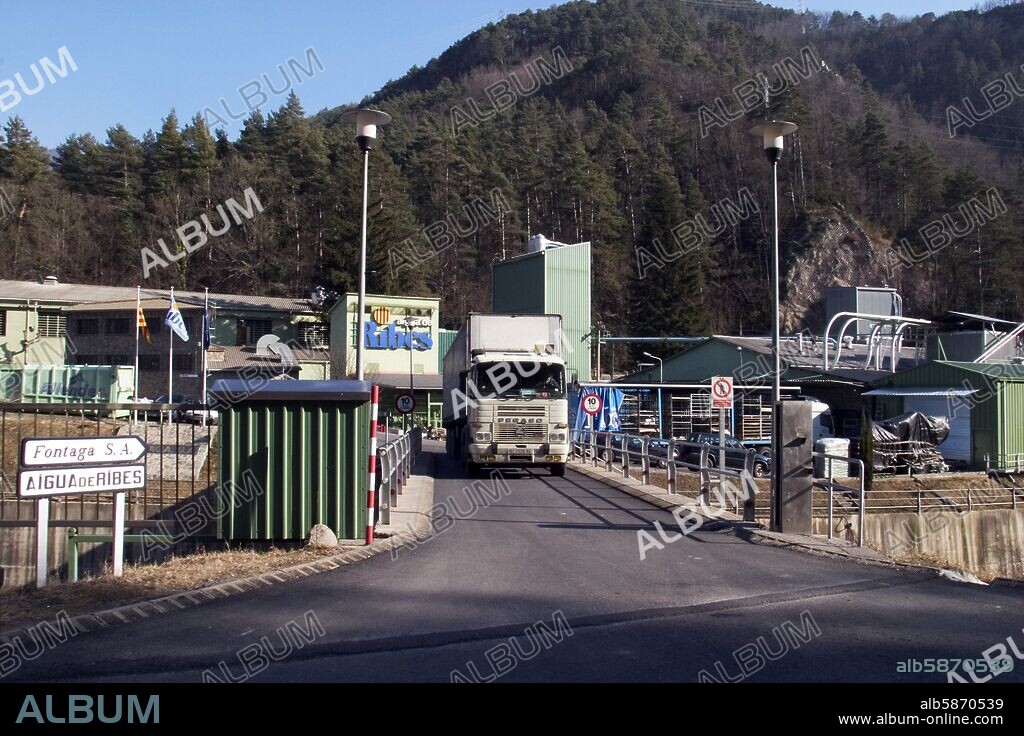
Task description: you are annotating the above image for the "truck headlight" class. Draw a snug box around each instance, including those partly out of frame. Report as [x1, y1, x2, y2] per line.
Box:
[475, 431, 491, 442]
[549, 432, 566, 443]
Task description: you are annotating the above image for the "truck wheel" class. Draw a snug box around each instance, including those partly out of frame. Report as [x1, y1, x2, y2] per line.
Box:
[550, 464, 566, 477]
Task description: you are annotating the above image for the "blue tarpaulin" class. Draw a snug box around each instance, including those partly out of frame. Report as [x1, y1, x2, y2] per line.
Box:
[573, 387, 624, 433]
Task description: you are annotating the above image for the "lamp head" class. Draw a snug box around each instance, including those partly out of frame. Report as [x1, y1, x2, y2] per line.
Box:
[342, 108, 392, 151]
[749, 120, 798, 163]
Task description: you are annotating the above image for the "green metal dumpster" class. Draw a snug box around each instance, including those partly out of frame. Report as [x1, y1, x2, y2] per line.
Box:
[210, 379, 372, 542]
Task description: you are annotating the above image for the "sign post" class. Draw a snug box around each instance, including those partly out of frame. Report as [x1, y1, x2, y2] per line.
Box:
[581, 393, 603, 463]
[19, 436, 148, 588]
[711, 377, 735, 487]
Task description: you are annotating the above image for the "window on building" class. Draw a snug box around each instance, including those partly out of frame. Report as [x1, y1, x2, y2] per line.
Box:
[139, 355, 160, 371]
[147, 314, 162, 334]
[299, 323, 329, 348]
[75, 354, 99, 365]
[0, 310, 6, 336]
[183, 316, 198, 338]
[106, 355, 131, 366]
[38, 312, 66, 338]
[75, 318, 100, 335]
[176, 354, 195, 372]
[106, 317, 131, 335]
[245, 319, 273, 346]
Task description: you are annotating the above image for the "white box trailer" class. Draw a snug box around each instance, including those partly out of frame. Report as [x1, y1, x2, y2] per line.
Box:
[443, 314, 569, 475]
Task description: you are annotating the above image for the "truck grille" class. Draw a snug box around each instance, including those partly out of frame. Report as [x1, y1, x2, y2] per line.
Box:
[497, 407, 546, 420]
[495, 426, 547, 442]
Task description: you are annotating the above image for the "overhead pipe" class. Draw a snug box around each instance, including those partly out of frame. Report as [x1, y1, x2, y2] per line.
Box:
[824, 312, 931, 371]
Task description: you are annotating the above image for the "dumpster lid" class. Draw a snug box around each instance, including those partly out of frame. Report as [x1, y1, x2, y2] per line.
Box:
[209, 379, 373, 403]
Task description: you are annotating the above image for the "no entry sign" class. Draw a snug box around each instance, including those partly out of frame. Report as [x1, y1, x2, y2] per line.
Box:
[711, 377, 734, 409]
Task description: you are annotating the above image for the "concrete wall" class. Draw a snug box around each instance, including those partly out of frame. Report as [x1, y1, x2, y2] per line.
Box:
[813, 508, 1024, 580]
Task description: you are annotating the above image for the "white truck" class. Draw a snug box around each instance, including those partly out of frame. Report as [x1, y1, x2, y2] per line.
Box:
[443, 314, 569, 476]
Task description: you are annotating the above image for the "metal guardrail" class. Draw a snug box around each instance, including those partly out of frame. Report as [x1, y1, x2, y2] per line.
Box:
[814, 453, 865, 547]
[375, 428, 422, 525]
[569, 429, 761, 521]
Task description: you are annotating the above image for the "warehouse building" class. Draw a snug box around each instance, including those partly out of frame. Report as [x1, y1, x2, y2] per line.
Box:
[866, 362, 1024, 470]
[492, 236, 592, 384]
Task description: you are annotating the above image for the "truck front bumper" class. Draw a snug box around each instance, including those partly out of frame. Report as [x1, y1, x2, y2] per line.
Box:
[469, 444, 569, 465]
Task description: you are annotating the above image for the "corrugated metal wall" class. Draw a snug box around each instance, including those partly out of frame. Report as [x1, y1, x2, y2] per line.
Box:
[218, 401, 369, 541]
[492, 256, 545, 313]
[1001, 382, 1024, 465]
[492, 243, 593, 383]
[436, 329, 459, 373]
[544, 244, 592, 384]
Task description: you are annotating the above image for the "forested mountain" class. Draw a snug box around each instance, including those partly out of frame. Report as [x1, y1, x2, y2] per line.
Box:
[2, 0, 1022, 353]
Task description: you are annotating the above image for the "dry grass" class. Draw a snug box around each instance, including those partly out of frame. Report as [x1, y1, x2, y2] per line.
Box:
[0, 545, 355, 632]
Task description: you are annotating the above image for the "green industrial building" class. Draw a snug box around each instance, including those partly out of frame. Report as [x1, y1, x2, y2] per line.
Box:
[492, 238, 592, 384]
[866, 361, 1024, 470]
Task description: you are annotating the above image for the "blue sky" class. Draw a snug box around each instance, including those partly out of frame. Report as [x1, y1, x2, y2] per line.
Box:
[0, 0, 986, 147]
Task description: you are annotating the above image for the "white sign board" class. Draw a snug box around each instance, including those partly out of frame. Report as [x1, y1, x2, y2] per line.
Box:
[21, 436, 148, 468]
[18, 464, 147, 499]
[711, 377, 734, 409]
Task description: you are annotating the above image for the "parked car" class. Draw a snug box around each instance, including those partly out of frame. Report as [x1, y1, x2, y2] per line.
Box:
[592, 435, 683, 468]
[678, 432, 772, 477]
[182, 405, 219, 425]
[139, 394, 191, 422]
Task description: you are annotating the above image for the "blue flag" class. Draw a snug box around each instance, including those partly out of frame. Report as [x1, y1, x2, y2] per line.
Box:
[202, 308, 211, 350]
[165, 296, 190, 342]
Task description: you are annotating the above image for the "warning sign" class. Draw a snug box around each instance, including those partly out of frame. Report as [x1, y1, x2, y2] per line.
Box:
[711, 377, 734, 409]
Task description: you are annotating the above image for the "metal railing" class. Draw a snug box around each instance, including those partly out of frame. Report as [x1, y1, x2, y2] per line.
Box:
[814, 453, 865, 547]
[987, 453, 1024, 474]
[569, 429, 762, 521]
[1, 402, 217, 530]
[375, 428, 422, 526]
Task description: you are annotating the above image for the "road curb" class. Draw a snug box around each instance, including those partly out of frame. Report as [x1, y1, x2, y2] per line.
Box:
[0, 453, 437, 644]
[566, 460, 955, 577]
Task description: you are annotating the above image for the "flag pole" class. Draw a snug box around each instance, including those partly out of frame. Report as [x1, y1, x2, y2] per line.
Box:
[167, 287, 174, 426]
[201, 287, 209, 428]
[133, 286, 141, 430]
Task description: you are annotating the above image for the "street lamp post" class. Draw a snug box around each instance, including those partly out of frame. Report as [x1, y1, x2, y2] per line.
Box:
[642, 351, 664, 438]
[749, 119, 798, 532]
[342, 108, 392, 381]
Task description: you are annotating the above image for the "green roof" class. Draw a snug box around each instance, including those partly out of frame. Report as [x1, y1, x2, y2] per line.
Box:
[937, 361, 1024, 379]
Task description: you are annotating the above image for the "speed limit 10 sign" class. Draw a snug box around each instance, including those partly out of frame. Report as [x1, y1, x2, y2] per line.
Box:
[395, 393, 416, 415]
[581, 393, 603, 417]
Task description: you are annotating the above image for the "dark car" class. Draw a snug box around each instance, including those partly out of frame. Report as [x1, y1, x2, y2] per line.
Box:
[594, 434, 680, 467]
[140, 394, 192, 422]
[679, 432, 772, 477]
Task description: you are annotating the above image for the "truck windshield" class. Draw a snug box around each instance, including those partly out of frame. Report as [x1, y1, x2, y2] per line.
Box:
[475, 362, 565, 399]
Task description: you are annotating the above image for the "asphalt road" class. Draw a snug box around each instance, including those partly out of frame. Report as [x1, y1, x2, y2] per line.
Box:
[6, 444, 1023, 684]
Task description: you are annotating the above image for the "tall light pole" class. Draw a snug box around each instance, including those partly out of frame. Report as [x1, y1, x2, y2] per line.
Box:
[749, 119, 798, 531]
[342, 108, 392, 381]
[642, 351, 664, 438]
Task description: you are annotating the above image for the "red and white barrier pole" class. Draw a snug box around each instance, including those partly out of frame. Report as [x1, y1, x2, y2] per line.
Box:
[366, 385, 380, 545]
